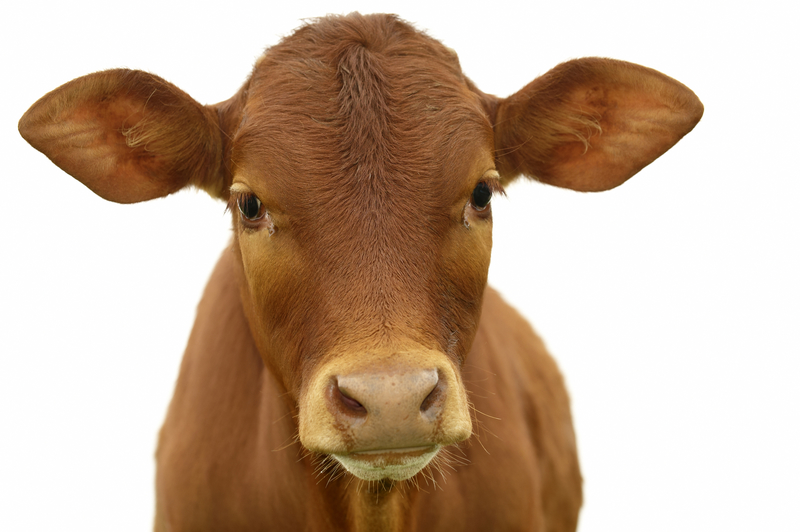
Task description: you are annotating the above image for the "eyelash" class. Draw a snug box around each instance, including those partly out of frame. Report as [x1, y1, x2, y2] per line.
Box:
[482, 179, 505, 196]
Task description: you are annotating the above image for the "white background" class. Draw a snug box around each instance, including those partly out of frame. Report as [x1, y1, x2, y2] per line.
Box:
[2, 1, 798, 530]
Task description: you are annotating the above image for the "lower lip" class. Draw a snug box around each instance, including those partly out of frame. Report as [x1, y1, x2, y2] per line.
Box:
[332, 445, 441, 481]
[350, 446, 436, 462]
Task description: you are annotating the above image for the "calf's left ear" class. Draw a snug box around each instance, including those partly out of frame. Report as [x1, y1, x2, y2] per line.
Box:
[490, 58, 703, 191]
[19, 69, 227, 203]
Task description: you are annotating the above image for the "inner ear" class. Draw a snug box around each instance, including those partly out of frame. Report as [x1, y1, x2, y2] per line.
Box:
[492, 58, 703, 191]
[19, 69, 226, 203]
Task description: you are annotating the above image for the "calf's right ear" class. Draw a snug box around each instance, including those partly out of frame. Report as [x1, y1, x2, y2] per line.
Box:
[19, 69, 235, 203]
[491, 58, 703, 192]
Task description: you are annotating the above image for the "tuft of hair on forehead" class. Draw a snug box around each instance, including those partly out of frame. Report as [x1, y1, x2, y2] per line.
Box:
[235, 13, 491, 196]
[289, 13, 460, 65]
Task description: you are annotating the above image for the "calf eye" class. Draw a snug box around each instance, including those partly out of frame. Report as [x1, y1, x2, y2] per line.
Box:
[237, 194, 263, 221]
[471, 182, 492, 211]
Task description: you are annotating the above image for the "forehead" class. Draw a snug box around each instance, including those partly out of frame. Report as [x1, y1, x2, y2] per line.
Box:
[232, 14, 493, 200]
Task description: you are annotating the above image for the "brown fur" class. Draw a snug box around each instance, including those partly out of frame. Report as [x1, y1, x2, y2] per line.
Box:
[154, 248, 581, 531]
[18, 13, 702, 532]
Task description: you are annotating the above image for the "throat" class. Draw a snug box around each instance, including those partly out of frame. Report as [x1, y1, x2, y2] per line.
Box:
[346, 479, 413, 532]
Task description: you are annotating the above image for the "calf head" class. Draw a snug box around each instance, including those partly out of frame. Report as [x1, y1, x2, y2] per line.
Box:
[19, 14, 702, 482]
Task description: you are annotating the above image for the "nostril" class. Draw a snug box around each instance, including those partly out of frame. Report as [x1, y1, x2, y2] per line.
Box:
[420, 376, 445, 416]
[331, 368, 443, 424]
[339, 389, 366, 412]
[333, 379, 368, 416]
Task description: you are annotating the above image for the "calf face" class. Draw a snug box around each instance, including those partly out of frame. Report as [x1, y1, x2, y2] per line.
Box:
[19, 14, 702, 483]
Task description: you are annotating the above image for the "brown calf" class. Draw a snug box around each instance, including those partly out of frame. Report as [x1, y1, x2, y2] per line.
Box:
[19, 13, 702, 532]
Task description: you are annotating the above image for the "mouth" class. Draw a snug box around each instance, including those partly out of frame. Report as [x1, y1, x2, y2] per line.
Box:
[331, 445, 440, 481]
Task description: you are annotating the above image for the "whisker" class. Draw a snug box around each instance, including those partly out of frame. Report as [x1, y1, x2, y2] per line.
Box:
[471, 406, 501, 421]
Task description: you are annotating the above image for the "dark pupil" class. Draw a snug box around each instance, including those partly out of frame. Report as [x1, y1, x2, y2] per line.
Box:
[238, 195, 261, 220]
[472, 182, 492, 209]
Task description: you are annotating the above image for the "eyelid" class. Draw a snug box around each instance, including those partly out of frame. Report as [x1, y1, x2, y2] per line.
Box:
[230, 182, 251, 195]
[478, 170, 505, 196]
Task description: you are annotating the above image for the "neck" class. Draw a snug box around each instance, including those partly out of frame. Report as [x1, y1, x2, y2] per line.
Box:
[310, 461, 419, 532]
[345, 479, 414, 532]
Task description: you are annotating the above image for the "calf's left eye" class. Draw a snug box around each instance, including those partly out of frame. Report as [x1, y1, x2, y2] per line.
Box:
[471, 182, 492, 211]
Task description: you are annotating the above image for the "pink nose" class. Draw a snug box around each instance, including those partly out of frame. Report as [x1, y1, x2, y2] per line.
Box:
[327, 368, 446, 450]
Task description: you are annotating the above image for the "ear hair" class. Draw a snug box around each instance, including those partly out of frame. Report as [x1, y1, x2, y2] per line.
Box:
[19, 69, 227, 203]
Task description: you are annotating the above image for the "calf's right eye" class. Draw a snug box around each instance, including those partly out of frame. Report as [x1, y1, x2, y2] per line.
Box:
[237, 194, 263, 221]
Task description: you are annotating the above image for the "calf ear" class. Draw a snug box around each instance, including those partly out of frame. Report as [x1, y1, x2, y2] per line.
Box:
[19, 69, 226, 203]
[493, 58, 703, 191]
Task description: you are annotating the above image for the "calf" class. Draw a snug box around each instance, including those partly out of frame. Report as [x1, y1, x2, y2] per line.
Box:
[19, 13, 702, 532]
